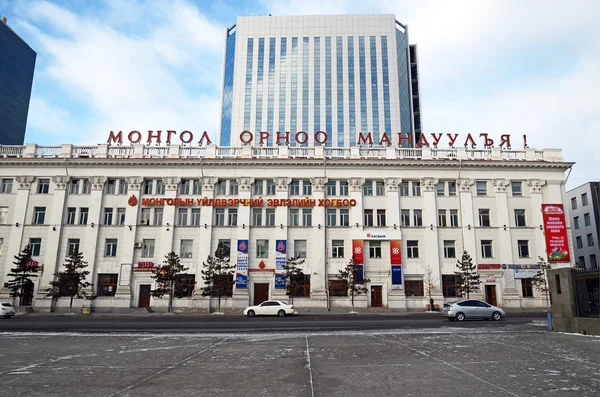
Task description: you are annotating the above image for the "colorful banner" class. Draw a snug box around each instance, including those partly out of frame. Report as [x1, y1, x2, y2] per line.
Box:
[276, 240, 287, 271]
[514, 270, 539, 279]
[352, 240, 364, 264]
[235, 240, 249, 289]
[542, 204, 570, 262]
[390, 240, 402, 265]
[274, 274, 286, 289]
[354, 264, 364, 283]
[391, 266, 403, 289]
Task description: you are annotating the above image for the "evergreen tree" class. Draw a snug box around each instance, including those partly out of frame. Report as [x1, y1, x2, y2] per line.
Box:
[454, 250, 480, 299]
[45, 249, 92, 312]
[6, 245, 38, 310]
[532, 256, 551, 310]
[151, 251, 189, 313]
[201, 241, 235, 313]
[336, 256, 370, 309]
[283, 256, 306, 304]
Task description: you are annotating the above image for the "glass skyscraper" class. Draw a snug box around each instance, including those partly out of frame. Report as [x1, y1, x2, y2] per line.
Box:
[0, 16, 36, 145]
[219, 14, 422, 147]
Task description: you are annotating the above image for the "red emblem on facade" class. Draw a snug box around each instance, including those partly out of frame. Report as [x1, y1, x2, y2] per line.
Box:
[259, 260, 266, 269]
[239, 241, 247, 251]
[278, 241, 285, 251]
[128, 194, 138, 207]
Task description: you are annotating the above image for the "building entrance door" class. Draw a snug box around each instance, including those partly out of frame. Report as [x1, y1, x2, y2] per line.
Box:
[253, 283, 269, 306]
[370, 286, 383, 307]
[138, 285, 151, 308]
[485, 284, 497, 306]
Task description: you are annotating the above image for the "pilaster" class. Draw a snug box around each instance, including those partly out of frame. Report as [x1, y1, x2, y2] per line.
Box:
[347, 177, 364, 228]
[309, 177, 328, 304]
[161, 177, 181, 255]
[231, 177, 254, 303]
[528, 179, 548, 261]
[492, 178, 518, 299]
[458, 178, 477, 259]
[86, 176, 106, 304]
[420, 177, 442, 296]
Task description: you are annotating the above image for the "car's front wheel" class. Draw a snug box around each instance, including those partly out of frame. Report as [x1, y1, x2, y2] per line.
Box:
[492, 311, 502, 321]
[277, 310, 286, 317]
[247, 310, 255, 317]
[455, 312, 465, 321]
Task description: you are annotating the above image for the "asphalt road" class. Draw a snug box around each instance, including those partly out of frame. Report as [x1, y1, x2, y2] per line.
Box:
[0, 313, 545, 333]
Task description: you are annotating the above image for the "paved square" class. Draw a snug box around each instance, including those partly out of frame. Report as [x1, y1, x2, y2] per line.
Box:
[1, 325, 599, 397]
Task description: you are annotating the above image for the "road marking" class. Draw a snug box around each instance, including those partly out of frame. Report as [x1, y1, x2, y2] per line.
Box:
[305, 334, 315, 397]
[106, 336, 231, 397]
[379, 335, 521, 397]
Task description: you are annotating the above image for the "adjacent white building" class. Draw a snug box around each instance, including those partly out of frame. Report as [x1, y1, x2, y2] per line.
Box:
[0, 144, 574, 312]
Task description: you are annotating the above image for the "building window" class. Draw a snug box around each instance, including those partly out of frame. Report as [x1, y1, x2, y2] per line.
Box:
[363, 209, 374, 227]
[214, 209, 225, 226]
[0, 207, 6, 224]
[176, 275, 196, 297]
[339, 209, 349, 227]
[302, 181, 312, 196]
[143, 180, 153, 195]
[521, 278, 534, 297]
[0, 178, 13, 194]
[118, 179, 128, 195]
[578, 256, 585, 267]
[302, 209, 312, 226]
[228, 209, 238, 226]
[293, 275, 311, 297]
[399, 182, 409, 196]
[369, 241, 382, 258]
[219, 239, 231, 257]
[156, 180, 165, 195]
[407, 240, 419, 258]
[289, 209, 299, 226]
[289, 180, 300, 195]
[450, 209, 459, 227]
[265, 208, 275, 226]
[191, 208, 201, 226]
[253, 208, 263, 226]
[332, 240, 344, 258]
[375, 181, 385, 196]
[515, 209, 526, 227]
[329, 280, 347, 297]
[518, 240, 530, 258]
[256, 239, 269, 258]
[252, 180, 264, 196]
[571, 197, 577, 210]
[29, 238, 42, 256]
[154, 208, 164, 226]
[377, 210, 386, 226]
[177, 208, 188, 226]
[476, 181, 487, 196]
[229, 180, 238, 195]
[66, 207, 76, 225]
[193, 181, 202, 195]
[179, 180, 191, 195]
[591, 254, 597, 269]
[215, 180, 226, 195]
[436, 182, 445, 196]
[576, 236, 583, 249]
[438, 209, 447, 227]
[363, 180, 374, 196]
[142, 239, 155, 258]
[116, 208, 126, 225]
[481, 240, 493, 258]
[103, 208, 113, 225]
[511, 181, 522, 196]
[479, 209, 490, 227]
[294, 240, 307, 258]
[37, 179, 50, 194]
[405, 280, 424, 297]
[97, 274, 118, 296]
[266, 180, 276, 195]
[584, 213, 591, 226]
[574, 216, 580, 229]
[326, 181, 336, 196]
[587, 233, 594, 247]
[582, 193, 588, 206]
[401, 209, 410, 227]
[0, 237, 3, 256]
[442, 275, 461, 297]
[448, 182, 456, 196]
[339, 181, 348, 196]
[140, 208, 151, 222]
[105, 239, 118, 257]
[105, 179, 116, 195]
[413, 210, 423, 227]
[82, 179, 91, 194]
[79, 208, 89, 225]
[180, 239, 193, 258]
[413, 182, 422, 196]
[69, 179, 79, 194]
[33, 207, 46, 224]
[327, 209, 336, 226]
[444, 240, 456, 258]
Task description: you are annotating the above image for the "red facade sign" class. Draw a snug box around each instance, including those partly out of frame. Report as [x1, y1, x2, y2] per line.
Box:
[542, 204, 570, 262]
[390, 240, 402, 265]
[352, 240, 364, 265]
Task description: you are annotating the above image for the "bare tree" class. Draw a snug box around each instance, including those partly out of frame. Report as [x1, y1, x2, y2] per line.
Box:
[423, 265, 438, 311]
[532, 256, 551, 310]
[336, 256, 371, 310]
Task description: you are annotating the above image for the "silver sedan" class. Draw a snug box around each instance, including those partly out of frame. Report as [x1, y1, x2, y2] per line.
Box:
[442, 299, 505, 321]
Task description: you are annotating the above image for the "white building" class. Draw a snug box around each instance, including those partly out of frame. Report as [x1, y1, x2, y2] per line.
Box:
[0, 144, 574, 312]
[566, 182, 600, 269]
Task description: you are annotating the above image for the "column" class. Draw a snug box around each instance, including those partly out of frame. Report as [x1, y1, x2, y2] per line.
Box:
[35, 176, 70, 308]
[271, 177, 290, 301]
[161, 177, 181, 255]
[0, 176, 34, 298]
[492, 178, 518, 302]
[194, 177, 217, 311]
[458, 178, 477, 257]
[309, 177, 328, 306]
[384, 177, 406, 309]
[86, 176, 106, 307]
[420, 177, 444, 304]
[528, 179, 548, 261]
[347, 177, 365, 227]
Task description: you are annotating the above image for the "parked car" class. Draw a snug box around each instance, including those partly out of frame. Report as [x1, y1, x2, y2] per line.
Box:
[1, 302, 15, 318]
[244, 300, 297, 317]
[442, 299, 505, 321]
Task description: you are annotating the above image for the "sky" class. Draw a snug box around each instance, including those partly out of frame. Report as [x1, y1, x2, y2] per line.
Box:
[1, 0, 599, 189]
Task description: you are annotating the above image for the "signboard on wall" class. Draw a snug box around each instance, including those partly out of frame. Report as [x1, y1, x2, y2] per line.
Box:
[275, 274, 286, 289]
[391, 266, 403, 289]
[133, 262, 157, 272]
[236, 240, 249, 289]
[542, 204, 571, 262]
[514, 270, 539, 279]
[275, 240, 287, 271]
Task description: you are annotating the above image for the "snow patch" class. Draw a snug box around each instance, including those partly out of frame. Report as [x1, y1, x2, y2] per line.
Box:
[8, 371, 31, 375]
[211, 312, 225, 315]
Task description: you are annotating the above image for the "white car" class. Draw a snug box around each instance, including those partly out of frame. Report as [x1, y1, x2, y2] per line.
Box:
[1, 302, 15, 318]
[244, 300, 297, 317]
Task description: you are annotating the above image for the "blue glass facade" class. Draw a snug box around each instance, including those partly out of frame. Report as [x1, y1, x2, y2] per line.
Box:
[381, 36, 391, 136]
[369, 36, 379, 143]
[290, 37, 298, 140]
[267, 38, 276, 145]
[313, 37, 320, 139]
[0, 21, 36, 145]
[336, 37, 344, 147]
[277, 37, 287, 145]
[254, 38, 264, 135]
[325, 37, 332, 146]
[301, 37, 309, 147]
[358, 37, 367, 133]
[347, 37, 356, 146]
[242, 38, 254, 133]
[396, 29, 412, 147]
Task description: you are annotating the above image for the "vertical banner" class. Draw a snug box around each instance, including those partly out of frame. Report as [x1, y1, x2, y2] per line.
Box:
[352, 240, 364, 265]
[390, 240, 403, 289]
[235, 240, 249, 289]
[542, 204, 571, 262]
[275, 240, 287, 289]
